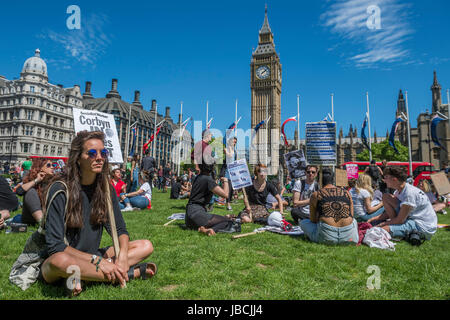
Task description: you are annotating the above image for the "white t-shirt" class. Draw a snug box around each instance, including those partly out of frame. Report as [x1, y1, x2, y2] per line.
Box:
[139, 182, 152, 202]
[292, 179, 317, 217]
[395, 183, 438, 239]
[350, 188, 371, 218]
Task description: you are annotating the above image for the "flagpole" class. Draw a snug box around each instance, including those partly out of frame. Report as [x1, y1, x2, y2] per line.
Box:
[178, 102, 183, 176]
[153, 104, 157, 163]
[447, 89, 450, 129]
[366, 92, 372, 162]
[297, 94, 300, 150]
[405, 91, 413, 176]
[206, 101, 209, 127]
[266, 96, 269, 167]
[124, 103, 132, 163]
[331, 93, 334, 121]
[235, 99, 238, 137]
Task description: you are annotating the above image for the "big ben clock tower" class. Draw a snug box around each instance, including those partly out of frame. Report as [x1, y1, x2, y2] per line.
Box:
[250, 6, 282, 175]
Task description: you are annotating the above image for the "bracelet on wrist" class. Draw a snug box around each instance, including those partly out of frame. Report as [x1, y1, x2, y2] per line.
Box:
[95, 256, 103, 272]
[90, 254, 98, 264]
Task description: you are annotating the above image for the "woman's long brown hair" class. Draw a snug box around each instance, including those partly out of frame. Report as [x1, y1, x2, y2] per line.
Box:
[44, 131, 110, 229]
[23, 158, 52, 201]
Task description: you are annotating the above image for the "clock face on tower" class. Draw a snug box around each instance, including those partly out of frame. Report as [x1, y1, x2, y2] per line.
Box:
[256, 65, 270, 80]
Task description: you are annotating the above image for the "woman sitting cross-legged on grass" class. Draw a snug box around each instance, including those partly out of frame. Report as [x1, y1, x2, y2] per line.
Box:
[120, 171, 152, 212]
[185, 161, 239, 236]
[348, 174, 384, 222]
[40, 131, 156, 297]
[300, 168, 359, 245]
[240, 164, 284, 224]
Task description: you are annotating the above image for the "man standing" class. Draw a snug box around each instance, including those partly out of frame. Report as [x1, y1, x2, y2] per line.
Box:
[290, 165, 319, 224]
[141, 149, 157, 188]
[21, 157, 32, 179]
[368, 166, 438, 241]
[163, 163, 171, 193]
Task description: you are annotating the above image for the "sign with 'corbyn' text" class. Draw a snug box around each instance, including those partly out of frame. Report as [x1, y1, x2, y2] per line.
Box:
[72, 108, 123, 163]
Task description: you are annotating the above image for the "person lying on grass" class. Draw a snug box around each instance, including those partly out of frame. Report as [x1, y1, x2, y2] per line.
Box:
[367, 166, 438, 241]
[185, 161, 237, 236]
[40, 130, 156, 297]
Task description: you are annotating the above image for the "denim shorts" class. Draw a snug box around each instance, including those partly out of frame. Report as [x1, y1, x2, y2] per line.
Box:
[300, 219, 359, 245]
[389, 219, 419, 238]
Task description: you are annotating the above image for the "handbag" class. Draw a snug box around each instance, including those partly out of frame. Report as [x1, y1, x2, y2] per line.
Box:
[9, 181, 69, 291]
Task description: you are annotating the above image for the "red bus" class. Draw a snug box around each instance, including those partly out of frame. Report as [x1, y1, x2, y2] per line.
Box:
[341, 161, 436, 186]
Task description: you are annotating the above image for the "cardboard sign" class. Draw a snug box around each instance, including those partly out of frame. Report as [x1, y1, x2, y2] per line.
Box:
[283, 149, 307, 180]
[72, 108, 123, 163]
[305, 121, 336, 166]
[335, 168, 349, 187]
[430, 171, 450, 195]
[228, 159, 253, 189]
[346, 164, 359, 179]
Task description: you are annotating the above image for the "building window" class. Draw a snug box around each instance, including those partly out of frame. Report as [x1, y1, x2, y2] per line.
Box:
[27, 110, 34, 120]
[30, 86, 35, 93]
[52, 131, 57, 140]
[57, 146, 62, 155]
[59, 132, 64, 141]
[35, 144, 40, 154]
[37, 128, 42, 137]
[45, 129, 50, 139]
[43, 145, 48, 155]
[50, 146, 55, 155]
[22, 143, 32, 153]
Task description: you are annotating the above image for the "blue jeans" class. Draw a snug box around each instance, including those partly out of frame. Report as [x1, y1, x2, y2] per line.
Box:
[131, 168, 139, 192]
[356, 207, 385, 222]
[300, 219, 359, 245]
[120, 193, 149, 209]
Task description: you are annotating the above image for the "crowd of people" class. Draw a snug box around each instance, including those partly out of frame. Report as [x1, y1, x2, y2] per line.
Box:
[1, 129, 449, 296]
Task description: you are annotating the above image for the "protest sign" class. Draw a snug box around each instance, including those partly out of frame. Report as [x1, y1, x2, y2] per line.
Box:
[72, 108, 123, 163]
[283, 149, 307, 179]
[346, 163, 359, 179]
[305, 122, 336, 166]
[335, 168, 349, 187]
[430, 171, 450, 195]
[228, 159, 253, 189]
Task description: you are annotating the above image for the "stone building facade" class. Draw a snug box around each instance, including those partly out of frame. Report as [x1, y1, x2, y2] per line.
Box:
[82, 79, 183, 171]
[0, 49, 82, 164]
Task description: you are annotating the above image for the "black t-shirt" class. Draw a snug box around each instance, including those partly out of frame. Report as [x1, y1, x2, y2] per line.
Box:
[170, 182, 181, 199]
[0, 176, 19, 211]
[245, 181, 279, 206]
[141, 156, 156, 172]
[22, 187, 42, 225]
[44, 181, 129, 258]
[187, 174, 217, 207]
[163, 167, 171, 178]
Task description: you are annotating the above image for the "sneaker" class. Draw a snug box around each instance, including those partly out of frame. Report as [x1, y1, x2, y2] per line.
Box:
[121, 206, 134, 212]
[227, 206, 233, 211]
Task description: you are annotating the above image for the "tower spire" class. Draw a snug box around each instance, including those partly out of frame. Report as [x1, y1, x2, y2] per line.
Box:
[431, 70, 442, 113]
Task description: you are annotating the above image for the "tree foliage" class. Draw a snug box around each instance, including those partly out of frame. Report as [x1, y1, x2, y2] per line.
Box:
[356, 140, 409, 162]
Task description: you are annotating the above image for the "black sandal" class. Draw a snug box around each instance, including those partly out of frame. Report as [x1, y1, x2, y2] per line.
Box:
[128, 262, 157, 280]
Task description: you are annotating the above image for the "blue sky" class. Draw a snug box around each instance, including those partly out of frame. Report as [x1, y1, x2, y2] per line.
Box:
[1, 0, 449, 141]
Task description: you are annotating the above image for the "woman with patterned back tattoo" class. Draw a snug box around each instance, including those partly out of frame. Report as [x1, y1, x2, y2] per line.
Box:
[300, 168, 358, 244]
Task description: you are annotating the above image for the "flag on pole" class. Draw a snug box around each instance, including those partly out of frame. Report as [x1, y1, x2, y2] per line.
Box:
[361, 115, 371, 152]
[430, 115, 447, 150]
[388, 117, 405, 154]
[143, 121, 164, 152]
[251, 117, 271, 150]
[227, 117, 241, 131]
[128, 126, 137, 157]
[206, 117, 213, 129]
[281, 116, 297, 146]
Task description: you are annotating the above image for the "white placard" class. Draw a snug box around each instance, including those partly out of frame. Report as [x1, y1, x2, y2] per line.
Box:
[227, 159, 253, 189]
[305, 121, 336, 165]
[72, 108, 123, 163]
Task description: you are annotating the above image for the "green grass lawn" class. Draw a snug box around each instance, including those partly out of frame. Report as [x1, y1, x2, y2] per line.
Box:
[1, 189, 449, 300]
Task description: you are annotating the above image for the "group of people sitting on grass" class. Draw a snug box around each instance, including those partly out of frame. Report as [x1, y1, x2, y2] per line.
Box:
[184, 139, 444, 246]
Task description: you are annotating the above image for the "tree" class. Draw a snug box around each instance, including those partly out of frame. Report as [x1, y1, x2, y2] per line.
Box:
[356, 140, 409, 162]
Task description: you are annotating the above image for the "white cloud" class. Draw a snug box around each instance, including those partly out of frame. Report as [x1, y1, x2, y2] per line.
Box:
[40, 13, 111, 68]
[321, 0, 414, 68]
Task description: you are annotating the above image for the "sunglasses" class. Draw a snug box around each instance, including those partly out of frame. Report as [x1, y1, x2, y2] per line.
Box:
[87, 148, 109, 160]
[306, 171, 317, 174]
[45, 163, 53, 168]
